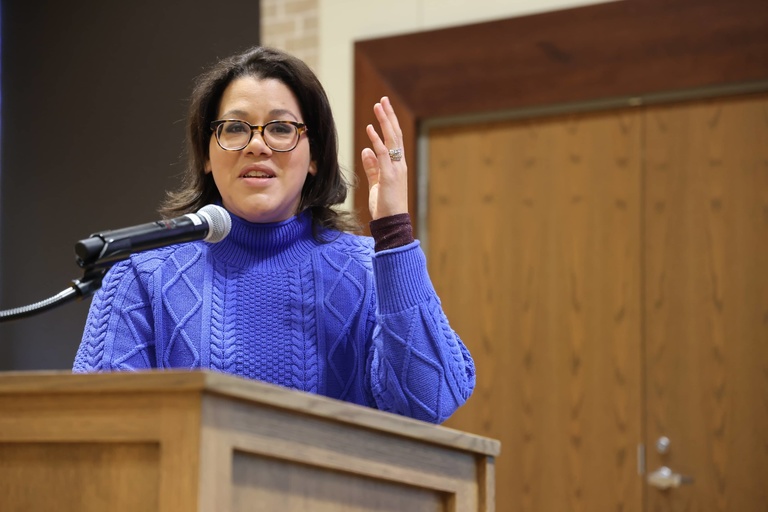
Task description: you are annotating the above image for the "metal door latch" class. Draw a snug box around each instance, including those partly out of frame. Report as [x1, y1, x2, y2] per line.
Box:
[647, 466, 694, 490]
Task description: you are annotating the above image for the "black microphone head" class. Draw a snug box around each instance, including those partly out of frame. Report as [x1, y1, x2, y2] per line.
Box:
[197, 205, 231, 243]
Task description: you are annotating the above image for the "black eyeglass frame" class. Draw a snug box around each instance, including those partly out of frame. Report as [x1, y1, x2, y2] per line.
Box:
[210, 119, 308, 152]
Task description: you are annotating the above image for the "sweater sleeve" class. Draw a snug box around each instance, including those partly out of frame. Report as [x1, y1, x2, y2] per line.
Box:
[73, 259, 156, 373]
[367, 240, 475, 423]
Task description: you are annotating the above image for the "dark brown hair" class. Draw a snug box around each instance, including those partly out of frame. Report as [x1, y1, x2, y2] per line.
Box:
[161, 46, 358, 234]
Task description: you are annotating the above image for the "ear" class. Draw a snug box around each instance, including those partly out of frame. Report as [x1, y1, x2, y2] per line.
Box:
[308, 160, 318, 176]
[204, 159, 212, 174]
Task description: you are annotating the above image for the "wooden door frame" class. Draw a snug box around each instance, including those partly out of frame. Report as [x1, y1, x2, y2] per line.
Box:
[353, 0, 768, 231]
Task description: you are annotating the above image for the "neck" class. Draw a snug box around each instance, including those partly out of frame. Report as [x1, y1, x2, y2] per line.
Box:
[209, 211, 319, 269]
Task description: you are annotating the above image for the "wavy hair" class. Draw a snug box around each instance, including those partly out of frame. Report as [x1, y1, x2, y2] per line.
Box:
[161, 46, 358, 235]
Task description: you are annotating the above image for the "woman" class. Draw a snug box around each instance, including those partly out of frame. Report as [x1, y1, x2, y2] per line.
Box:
[74, 46, 474, 424]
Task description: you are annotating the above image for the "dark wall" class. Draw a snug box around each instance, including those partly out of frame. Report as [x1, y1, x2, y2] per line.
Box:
[0, 1, 261, 370]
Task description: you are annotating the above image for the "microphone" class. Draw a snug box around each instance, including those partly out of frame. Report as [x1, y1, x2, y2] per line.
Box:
[75, 204, 231, 269]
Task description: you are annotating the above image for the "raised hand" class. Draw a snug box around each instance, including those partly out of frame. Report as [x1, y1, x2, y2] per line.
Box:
[361, 96, 409, 220]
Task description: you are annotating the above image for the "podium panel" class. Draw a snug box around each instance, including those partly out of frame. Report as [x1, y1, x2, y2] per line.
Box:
[0, 371, 500, 512]
[232, 452, 446, 511]
[0, 442, 160, 511]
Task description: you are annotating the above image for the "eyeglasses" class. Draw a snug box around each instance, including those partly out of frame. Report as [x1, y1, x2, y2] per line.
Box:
[210, 119, 308, 152]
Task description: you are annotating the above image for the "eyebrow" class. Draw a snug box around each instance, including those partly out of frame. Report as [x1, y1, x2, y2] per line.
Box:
[219, 108, 300, 122]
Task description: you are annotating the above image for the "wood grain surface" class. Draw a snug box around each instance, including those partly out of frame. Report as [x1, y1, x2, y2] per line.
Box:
[429, 109, 644, 512]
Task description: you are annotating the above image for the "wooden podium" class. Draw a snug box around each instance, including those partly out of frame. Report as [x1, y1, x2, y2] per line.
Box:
[0, 370, 499, 511]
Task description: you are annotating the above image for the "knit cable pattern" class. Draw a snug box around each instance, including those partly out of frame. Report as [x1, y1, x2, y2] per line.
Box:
[73, 261, 131, 372]
[290, 261, 318, 392]
[210, 265, 238, 373]
[320, 249, 367, 400]
[160, 248, 204, 369]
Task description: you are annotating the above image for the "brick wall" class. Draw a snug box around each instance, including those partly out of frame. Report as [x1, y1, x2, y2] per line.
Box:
[261, 0, 319, 72]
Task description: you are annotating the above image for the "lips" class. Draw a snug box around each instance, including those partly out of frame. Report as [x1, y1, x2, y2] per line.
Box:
[240, 165, 276, 179]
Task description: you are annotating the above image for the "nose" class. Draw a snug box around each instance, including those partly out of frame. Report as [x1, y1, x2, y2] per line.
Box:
[244, 127, 273, 155]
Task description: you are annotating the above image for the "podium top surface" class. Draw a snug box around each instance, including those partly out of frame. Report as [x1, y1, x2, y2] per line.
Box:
[0, 369, 500, 457]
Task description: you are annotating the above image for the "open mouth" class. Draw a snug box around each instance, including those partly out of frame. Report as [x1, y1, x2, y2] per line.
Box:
[241, 169, 275, 179]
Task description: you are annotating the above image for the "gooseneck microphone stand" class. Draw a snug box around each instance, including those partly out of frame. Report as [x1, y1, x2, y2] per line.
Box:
[0, 229, 118, 323]
[0, 266, 106, 323]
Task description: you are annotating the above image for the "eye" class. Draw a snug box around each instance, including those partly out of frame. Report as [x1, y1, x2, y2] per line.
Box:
[223, 121, 250, 134]
[266, 122, 295, 137]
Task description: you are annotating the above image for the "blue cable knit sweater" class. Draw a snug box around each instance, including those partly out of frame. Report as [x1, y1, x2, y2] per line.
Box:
[74, 211, 475, 423]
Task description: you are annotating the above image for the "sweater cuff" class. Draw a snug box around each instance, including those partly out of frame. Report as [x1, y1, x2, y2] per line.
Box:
[369, 213, 414, 252]
[373, 241, 434, 313]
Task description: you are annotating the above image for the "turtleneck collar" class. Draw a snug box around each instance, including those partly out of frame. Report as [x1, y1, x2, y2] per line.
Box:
[208, 210, 320, 269]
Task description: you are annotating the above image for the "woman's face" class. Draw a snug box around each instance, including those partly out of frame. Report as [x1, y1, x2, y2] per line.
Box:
[207, 76, 316, 223]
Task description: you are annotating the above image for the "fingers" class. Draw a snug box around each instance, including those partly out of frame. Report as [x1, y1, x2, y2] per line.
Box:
[380, 96, 403, 144]
[365, 119, 390, 166]
[373, 97, 403, 155]
[361, 96, 409, 219]
[365, 97, 406, 165]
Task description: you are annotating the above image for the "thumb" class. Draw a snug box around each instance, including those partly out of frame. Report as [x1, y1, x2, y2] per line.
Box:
[361, 147, 379, 191]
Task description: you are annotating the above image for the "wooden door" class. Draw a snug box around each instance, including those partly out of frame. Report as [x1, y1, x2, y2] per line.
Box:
[643, 95, 768, 511]
[429, 109, 644, 512]
[428, 94, 768, 512]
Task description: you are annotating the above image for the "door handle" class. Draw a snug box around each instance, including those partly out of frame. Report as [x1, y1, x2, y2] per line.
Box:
[647, 466, 695, 490]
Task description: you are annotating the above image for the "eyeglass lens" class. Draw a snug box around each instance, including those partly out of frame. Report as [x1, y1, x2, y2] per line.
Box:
[216, 121, 300, 151]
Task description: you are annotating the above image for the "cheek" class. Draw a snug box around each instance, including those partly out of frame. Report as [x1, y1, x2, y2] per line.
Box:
[208, 145, 237, 173]
[206, 139, 217, 172]
[293, 145, 315, 175]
